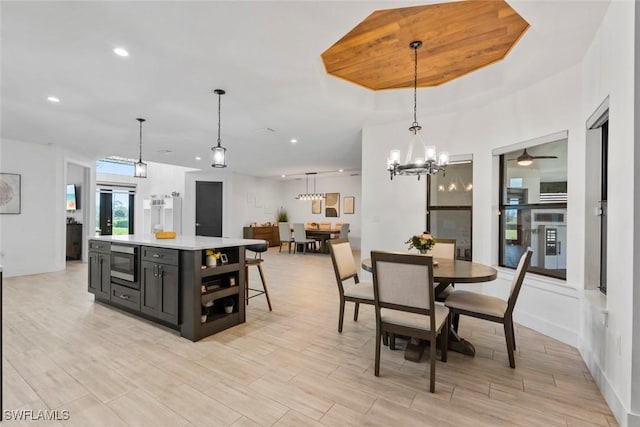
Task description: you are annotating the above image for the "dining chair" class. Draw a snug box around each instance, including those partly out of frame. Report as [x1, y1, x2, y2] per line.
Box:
[371, 251, 449, 393]
[327, 238, 374, 332]
[427, 238, 456, 302]
[338, 223, 349, 239]
[278, 222, 294, 254]
[292, 223, 316, 254]
[244, 242, 272, 311]
[444, 250, 532, 368]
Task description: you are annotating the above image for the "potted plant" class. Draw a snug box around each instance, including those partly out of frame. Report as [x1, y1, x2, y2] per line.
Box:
[224, 298, 234, 314]
[205, 249, 221, 267]
[277, 207, 288, 223]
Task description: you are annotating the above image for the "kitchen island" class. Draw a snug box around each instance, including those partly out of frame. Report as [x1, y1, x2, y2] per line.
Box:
[88, 235, 264, 341]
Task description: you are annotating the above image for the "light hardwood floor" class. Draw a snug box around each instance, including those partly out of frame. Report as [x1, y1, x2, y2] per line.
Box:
[3, 248, 618, 426]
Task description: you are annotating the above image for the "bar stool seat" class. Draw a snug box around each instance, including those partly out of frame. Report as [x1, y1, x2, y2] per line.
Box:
[245, 242, 272, 311]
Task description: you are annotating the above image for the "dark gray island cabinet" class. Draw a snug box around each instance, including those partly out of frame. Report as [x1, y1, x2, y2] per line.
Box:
[88, 235, 264, 341]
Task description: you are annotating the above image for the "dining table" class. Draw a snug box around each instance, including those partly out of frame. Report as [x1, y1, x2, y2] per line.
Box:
[361, 257, 497, 361]
[304, 228, 342, 253]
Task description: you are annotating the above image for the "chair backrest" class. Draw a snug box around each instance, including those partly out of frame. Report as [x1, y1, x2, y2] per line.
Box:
[338, 223, 349, 239]
[506, 250, 533, 314]
[428, 238, 456, 259]
[319, 222, 332, 230]
[278, 222, 292, 240]
[328, 238, 359, 293]
[371, 251, 436, 330]
[292, 223, 307, 242]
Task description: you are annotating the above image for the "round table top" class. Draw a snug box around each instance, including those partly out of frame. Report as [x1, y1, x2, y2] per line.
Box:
[361, 257, 497, 283]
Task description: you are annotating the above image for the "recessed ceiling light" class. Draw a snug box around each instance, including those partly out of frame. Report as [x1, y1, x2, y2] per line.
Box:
[195, 156, 201, 160]
[281, 174, 286, 178]
[113, 47, 129, 57]
[47, 96, 60, 103]
[290, 139, 297, 144]
[339, 169, 344, 172]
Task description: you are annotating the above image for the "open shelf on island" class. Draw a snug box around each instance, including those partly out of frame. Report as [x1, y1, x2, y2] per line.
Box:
[201, 285, 239, 299]
[201, 263, 240, 278]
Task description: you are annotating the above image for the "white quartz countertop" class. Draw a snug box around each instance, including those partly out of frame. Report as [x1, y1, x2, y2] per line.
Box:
[90, 235, 265, 250]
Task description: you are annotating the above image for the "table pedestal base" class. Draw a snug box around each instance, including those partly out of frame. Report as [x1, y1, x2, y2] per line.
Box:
[399, 329, 476, 361]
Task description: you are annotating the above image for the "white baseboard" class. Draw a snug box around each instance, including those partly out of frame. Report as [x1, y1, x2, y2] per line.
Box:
[515, 309, 578, 347]
[578, 338, 630, 427]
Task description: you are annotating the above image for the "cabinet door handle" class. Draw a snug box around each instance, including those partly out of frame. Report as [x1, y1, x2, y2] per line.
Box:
[158, 265, 163, 278]
[153, 264, 158, 277]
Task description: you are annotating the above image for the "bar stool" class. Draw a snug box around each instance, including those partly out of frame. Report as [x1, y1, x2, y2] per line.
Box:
[245, 242, 272, 311]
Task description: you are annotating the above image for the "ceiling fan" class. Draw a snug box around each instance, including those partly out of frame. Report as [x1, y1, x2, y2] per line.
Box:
[508, 148, 558, 166]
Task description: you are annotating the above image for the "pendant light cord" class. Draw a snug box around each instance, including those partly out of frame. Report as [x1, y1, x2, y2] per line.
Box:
[137, 118, 145, 162]
[217, 92, 222, 147]
[412, 42, 419, 129]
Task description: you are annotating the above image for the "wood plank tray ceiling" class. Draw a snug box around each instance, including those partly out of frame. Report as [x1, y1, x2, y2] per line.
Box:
[321, 1, 529, 90]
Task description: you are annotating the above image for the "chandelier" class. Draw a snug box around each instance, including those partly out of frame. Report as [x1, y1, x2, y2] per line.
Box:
[211, 89, 227, 168]
[296, 173, 325, 200]
[134, 118, 147, 178]
[387, 41, 449, 181]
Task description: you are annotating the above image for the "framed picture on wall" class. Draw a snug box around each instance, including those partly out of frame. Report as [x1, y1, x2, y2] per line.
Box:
[0, 173, 21, 214]
[325, 192, 340, 217]
[311, 199, 321, 214]
[344, 196, 355, 214]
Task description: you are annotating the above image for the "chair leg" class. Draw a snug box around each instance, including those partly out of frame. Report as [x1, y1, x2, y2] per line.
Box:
[382, 332, 389, 346]
[511, 318, 517, 351]
[441, 315, 449, 363]
[279, 243, 282, 253]
[504, 321, 516, 368]
[256, 263, 272, 311]
[353, 302, 360, 321]
[389, 334, 396, 351]
[430, 333, 437, 393]
[338, 297, 345, 333]
[374, 323, 381, 377]
[452, 312, 460, 333]
[244, 266, 249, 305]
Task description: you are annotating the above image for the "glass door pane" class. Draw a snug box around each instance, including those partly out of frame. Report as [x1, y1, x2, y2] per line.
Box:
[112, 192, 131, 235]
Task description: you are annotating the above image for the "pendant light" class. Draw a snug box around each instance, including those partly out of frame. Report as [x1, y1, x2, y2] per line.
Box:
[296, 172, 325, 200]
[134, 118, 147, 178]
[387, 41, 449, 181]
[212, 89, 227, 168]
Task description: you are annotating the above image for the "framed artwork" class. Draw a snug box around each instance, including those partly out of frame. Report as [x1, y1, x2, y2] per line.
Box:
[325, 192, 340, 217]
[0, 173, 21, 214]
[311, 199, 321, 214]
[246, 192, 255, 203]
[344, 196, 355, 214]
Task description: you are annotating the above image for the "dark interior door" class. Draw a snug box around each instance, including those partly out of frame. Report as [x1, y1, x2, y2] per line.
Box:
[98, 192, 113, 235]
[195, 181, 223, 237]
[599, 121, 608, 294]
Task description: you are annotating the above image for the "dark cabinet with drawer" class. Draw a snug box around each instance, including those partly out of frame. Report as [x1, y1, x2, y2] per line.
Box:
[141, 247, 179, 325]
[66, 224, 82, 260]
[110, 283, 141, 311]
[88, 242, 110, 299]
[242, 226, 280, 247]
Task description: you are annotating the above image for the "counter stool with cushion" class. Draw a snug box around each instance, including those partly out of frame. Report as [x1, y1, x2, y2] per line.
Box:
[244, 242, 272, 311]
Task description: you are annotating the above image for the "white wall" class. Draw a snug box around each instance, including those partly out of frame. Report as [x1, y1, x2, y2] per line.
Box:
[0, 139, 97, 277]
[231, 173, 285, 231]
[579, 2, 638, 425]
[281, 174, 362, 248]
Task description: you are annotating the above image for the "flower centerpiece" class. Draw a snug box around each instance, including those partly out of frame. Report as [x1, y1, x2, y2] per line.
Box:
[406, 232, 436, 254]
[205, 249, 221, 267]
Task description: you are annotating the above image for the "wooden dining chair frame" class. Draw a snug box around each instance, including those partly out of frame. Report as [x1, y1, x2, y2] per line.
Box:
[445, 250, 532, 368]
[428, 238, 456, 302]
[327, 238, 374, 333]
[371, 251, 449, 393]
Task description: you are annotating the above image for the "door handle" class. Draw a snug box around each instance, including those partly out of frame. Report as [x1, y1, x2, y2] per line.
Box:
[196, 222, 201, 227]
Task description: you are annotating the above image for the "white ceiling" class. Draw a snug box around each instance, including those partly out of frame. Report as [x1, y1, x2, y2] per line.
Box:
[0, 1, 609, 178]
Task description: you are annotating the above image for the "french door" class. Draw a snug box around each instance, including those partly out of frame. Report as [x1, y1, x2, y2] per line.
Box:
[96, 185, 135, 236]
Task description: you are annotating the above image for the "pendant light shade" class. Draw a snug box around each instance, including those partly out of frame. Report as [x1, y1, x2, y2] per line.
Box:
[212, 89, 227, 168]
[134, 118, 147, 178]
